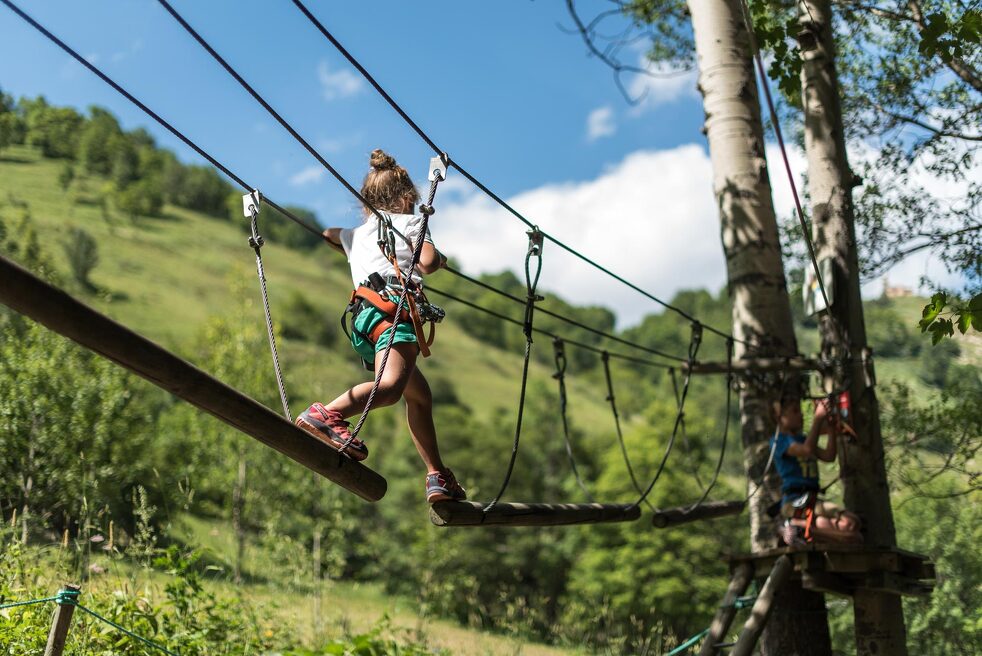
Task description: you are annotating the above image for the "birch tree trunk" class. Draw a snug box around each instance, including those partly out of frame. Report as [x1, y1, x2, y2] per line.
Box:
[797, 0, 908, 652]
[689, 1, 831, 653]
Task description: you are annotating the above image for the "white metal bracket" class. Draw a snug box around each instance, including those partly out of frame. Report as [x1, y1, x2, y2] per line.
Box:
[242, 189, 262, 218]
[428, 155, 448, 182]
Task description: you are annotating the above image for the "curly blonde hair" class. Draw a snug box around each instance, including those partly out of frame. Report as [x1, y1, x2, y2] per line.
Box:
[360, 149, 419, 215]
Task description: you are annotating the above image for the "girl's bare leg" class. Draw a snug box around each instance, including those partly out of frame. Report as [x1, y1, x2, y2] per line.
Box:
[326, 342, 417, 416]
[401, 368, 446, 473]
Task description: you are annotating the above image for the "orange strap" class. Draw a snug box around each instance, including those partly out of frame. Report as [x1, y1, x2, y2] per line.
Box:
[385, 256, 436, 358]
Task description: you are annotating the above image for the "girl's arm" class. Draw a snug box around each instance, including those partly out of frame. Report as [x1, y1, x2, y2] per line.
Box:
[417, 242, 447, 275]
[322, 228, 345, 255]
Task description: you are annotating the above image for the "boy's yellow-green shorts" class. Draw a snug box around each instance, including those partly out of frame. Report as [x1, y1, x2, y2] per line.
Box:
[350, 303, 418, 365]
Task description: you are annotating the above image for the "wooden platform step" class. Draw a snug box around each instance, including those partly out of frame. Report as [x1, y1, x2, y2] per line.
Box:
[725, 544, 935, 597]
[430, 501, 641, 527]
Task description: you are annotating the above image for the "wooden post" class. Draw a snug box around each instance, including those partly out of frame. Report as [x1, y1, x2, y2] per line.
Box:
[731, 555, 794, 656]
[44, 585, 80, 656]
[652, 500, 745, 528]
[312, 525, 322, 640]
[698, 563, 753, 656]
[0, 254, 386, 502]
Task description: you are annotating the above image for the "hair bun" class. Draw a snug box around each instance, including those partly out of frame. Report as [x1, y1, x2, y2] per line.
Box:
[370, 148, 397, 170]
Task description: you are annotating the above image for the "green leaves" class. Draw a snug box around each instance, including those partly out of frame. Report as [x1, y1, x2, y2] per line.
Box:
[919, 291, 982, 344]
[918, 9, 982, 63]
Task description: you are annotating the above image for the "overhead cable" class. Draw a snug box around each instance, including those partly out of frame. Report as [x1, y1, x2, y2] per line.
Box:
[289, 0, 749, 347]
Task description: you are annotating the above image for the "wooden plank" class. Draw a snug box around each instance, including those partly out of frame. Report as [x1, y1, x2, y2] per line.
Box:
[652, 500, 745, 528]
[802, 571, 854, 597]
[698, 563, 753, 656]
[429, 501, 641, 527]
[731, 555, 794, 656]
[863, 571, 935, 597]
[0, 254, 386, 502]
[823, 550, 901, 574]
[684, 356, 826, 375]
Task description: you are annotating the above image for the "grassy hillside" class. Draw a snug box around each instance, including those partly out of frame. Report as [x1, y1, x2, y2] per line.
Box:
[0, 144, 613, 431]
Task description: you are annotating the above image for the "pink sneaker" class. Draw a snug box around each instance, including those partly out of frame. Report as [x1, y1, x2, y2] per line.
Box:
[295, 403, 369, 461]
[425, 469, 467, 503]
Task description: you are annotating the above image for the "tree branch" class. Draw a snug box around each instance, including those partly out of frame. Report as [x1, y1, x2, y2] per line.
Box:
[564, 0, 691, 104]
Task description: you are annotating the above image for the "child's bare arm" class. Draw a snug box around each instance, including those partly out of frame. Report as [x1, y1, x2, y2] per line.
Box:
[815, 406, 839, 462]
[786, 402, 828, 458]
[322, 228, 345, 254]
[417, 242, 447, 275]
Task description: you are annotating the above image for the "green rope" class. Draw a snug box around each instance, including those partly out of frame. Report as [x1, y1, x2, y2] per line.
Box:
[0, 595, 60, 610]
[75, 604, 180, 656]
[2, 589, 178, 656]
[666, 628, 709, 655]
[733, 594, 757, 610]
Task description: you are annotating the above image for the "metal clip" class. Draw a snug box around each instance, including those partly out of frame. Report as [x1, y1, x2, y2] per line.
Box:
[242, 190, 262, 218]
[428, 154, 449, 182]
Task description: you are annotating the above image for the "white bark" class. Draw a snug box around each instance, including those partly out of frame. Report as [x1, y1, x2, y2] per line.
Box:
[690, 1, 833, 653]
[798, 0, 908, 652]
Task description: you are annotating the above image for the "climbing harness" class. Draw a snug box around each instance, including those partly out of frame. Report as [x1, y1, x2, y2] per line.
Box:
[243, 190, 292, 421]
[483, 228, 544, 513]
[552, 338, 593, 501]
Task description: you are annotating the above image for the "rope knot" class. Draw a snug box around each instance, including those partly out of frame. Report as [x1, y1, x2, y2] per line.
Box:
[56, 589, 80, 606]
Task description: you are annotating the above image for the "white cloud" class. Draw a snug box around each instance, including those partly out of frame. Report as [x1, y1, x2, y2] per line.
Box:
[433, 145, 726, 327]
[317, 61, 363, 101]
[586, 106, 616, 141]
[289, 165, 325, 187]
[627, 56, 698, 112]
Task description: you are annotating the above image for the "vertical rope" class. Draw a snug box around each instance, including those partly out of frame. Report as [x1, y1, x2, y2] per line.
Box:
[552, 338, 593, 501]
[601, 351, 652, 509]
[684, 338, 734, 511]
[670, 366, 705, 489]
[631, 322, 703, 509]
[483, 230, 543, 513]
[247, 202, 292, 421]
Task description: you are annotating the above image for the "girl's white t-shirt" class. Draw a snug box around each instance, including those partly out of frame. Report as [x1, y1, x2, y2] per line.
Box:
[338, 212, 433, 289]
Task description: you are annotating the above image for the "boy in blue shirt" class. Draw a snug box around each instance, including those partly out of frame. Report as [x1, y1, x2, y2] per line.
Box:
[771, 396, 863, 544]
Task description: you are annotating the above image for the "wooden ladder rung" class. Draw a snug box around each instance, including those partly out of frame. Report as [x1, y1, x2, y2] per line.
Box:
[652, 500, 746, 528]
[429, 501, 641, 527]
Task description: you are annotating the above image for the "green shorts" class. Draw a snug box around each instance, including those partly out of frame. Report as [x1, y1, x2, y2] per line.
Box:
[350, 302, 418, 365]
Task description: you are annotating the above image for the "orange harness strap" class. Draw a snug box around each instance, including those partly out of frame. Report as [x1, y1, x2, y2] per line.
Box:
[353, 279, 437, 357]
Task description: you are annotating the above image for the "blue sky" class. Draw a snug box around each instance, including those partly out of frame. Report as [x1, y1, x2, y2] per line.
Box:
[0, 1, 958, 324]
[0, 1, 703, 212]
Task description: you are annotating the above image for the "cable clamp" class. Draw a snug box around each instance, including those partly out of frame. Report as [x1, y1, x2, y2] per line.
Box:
[241, 189, 262, 218]
[527, 228, 544, 256]
[428, 154, 448, 182]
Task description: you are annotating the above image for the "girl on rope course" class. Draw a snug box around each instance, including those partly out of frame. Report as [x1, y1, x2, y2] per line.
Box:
[295, 149, 466, 503]
[771, 394, 863, 545]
